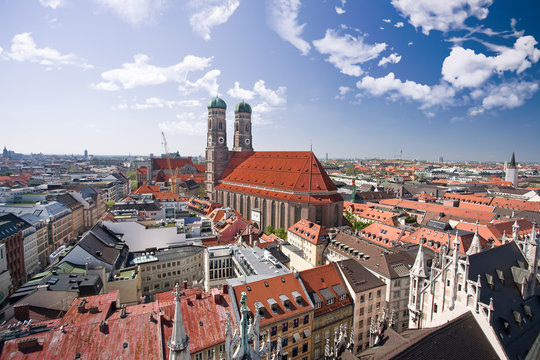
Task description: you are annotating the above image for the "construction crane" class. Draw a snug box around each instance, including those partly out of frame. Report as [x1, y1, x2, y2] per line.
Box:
[161, 131, 179, 194]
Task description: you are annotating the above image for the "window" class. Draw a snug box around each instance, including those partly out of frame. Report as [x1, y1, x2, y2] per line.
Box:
[376, 289, 381, 298]
[303, 315, 309, 325]
[282, 322, 288, 332]
[302, 343, 308, 353]
[282, 337, 288, 347]
[271, 341, 277, 351]
[314, 333, 320, 343]
[339, 294, 346, 301]
[271, 326, 277, 336]
[143, 286, 149, 293]
[394, 279, 401, 287]
[195, 353, 202, 360]
[293, 318, 299, 328]
[358, 320, 364, 328]
[368, 304, 372, 313]
[207, 349, 214, 358]
[434, 303, 438, 313]
[393, 290, 400, 299]
[376, 302, 380, 310]
[314, 348, 320, 358]
[324, 330, 330, 339]
[360, 295, 365, 303]
[292, 347, 298, 357]
[358, 332, 363, 341]
[314, 301, 321, 309]
[368, 292, 373, 300]
[359, 307, 364, 316]
[327, 297, 335, 305]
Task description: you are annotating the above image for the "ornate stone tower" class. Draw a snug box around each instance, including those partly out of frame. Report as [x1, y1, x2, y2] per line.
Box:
[505, 152, 518, 187]
[205, 96, 229, 200]
[408, 238, 428, 328]
[232, 101, 253, 152]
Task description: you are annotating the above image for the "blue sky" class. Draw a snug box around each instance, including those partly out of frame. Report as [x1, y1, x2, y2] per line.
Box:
[0, 0, 539, 162]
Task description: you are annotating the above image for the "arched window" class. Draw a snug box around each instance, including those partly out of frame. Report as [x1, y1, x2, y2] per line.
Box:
[226, 192, 230, 207]
[245, 124, 249, 132]
[254, 198, 259, 208]
[208, 119, 212, 129]
[219, 122, 223, 130]
[280, 203, 285, 228]
[262, 199, 266, 229]
[316, 206, 323, 224]
[239, 195, 244, 215]
[247, 197, 251, 220]
[271, 201, 276, 228]
[294, 205, 302, 223]
[235, 123, 238, 132]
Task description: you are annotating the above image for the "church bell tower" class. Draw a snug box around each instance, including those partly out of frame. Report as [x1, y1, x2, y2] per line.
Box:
[205, 96, 229, 200]
[232, 101, 253, 152]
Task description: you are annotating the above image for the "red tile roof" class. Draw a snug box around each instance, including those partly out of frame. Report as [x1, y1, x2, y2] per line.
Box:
[152, 157, 195, 171]
[401, 227, 486, 254]
[219, 151, 337, 193]
[298, 263, 352, 317]
[133, 184, 160, 194]
[231, 273, 313, 328]
[344, 203, 397, 225]
[216, 183, 343, 204]
[194, 164, 206, 173]
[288, 218, 328, 245]
[455, 219, 533, 246]
[359, 223, 410, 248]
[157, 287, 236, 355]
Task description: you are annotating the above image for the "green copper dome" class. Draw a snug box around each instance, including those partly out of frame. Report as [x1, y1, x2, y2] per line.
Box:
[207, 96, 227, 110]
[234, 101, 252, 114]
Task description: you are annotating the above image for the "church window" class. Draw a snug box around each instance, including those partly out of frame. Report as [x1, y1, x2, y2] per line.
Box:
[219, 122, 223, 130]
[294, 205, 302, 223]
[271, 201, 276, 227]
[245, 124, 249, 132]
[280, 203, 285, 228]
[235, 123, 238, 132]
[316, 206, 323, 224]
[240, 195, 244, 215]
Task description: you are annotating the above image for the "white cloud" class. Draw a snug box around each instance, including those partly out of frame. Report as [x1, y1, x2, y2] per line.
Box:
[391, 0, 493, 35]
[268, 0, 311, 55]
[94, 0, 167, 26]
[378, 52, 402, 66]
[3, 32, 91, 69]
[39, 0, 65, 9]
[313, 29, 387, 76]
[335, 7, 345, 14]
[469, 81, 538, 115]
[253, 80, 286, 106]
[442, 35, 540, 88]
[382, 19, 391, 23]
[189, 0, 240, 41]
[178, 69, 221, 96]
[117, 98, 202, 110]
[356, 72, 455, 109]
[159, 112, 207, 136]
[227, 81, 255, 100]
[90, 54, 213, 90]
[450, 116, 465, 123]
[408, 41, 413, 46]
[335, 86, 351, 99]
[394, 22, 404, 28]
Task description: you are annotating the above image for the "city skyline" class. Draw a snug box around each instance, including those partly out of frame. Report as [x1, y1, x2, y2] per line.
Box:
[1, 0, 540, 161]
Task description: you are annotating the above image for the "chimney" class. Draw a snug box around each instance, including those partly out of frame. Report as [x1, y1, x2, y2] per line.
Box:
[14, 304, 30, 321]
[222, 284, 229, 294]
[89, 305, 99, 314]
[183, 281, 188, 289]
[17, 338, 39, 352]
[77, 299, 86, 313]
[99, 320, 107, 333]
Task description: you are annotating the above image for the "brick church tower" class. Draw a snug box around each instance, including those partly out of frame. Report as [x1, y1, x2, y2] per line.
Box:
[232, 101, 253, 152]
[205, 97, 229, 199]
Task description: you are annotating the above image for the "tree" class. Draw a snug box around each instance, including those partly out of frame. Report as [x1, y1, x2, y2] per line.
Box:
[126, 172, 138, 191]
[106, 200, 116, 210]
[265, 225, 287, 240]
[197, 184, 206, 199]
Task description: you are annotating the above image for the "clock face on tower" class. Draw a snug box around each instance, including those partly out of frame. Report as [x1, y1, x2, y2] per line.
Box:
[208, 136, 212, 145]
[218, 136, 225, 144]
[245, 138, 251, 145]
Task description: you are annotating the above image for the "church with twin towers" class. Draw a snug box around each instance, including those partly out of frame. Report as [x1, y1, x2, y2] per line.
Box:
[204, 96, 343, 230]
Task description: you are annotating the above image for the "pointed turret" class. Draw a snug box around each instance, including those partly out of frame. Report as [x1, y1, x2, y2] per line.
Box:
[466, 222, 483, 255]
[411, 239, 428, 278]
[512, 220, 520, 242]
[168, 283, 190, 360]
[510, 152, 516, 167]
